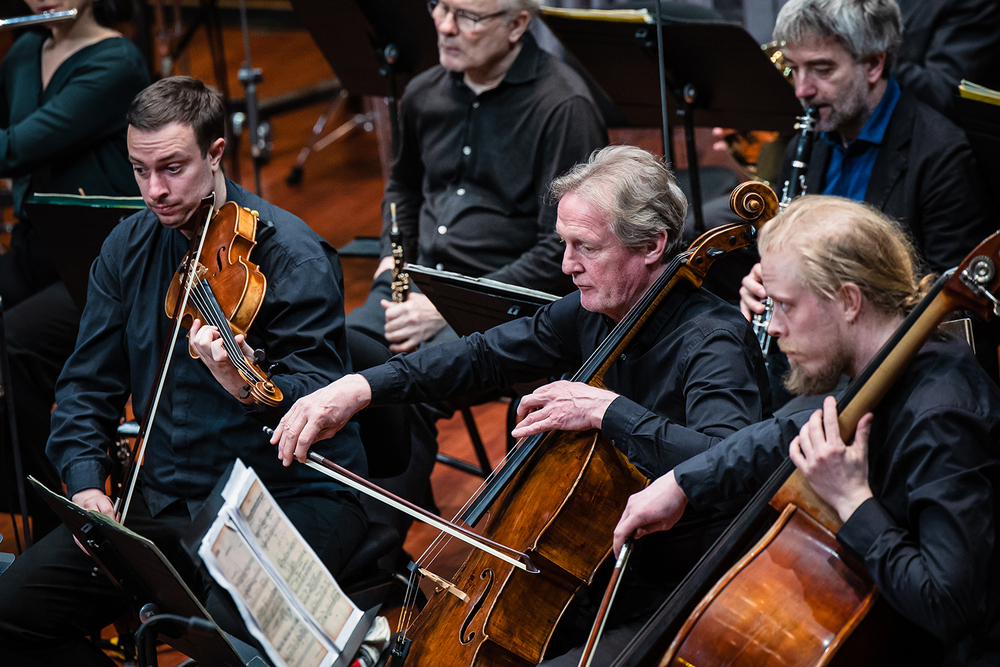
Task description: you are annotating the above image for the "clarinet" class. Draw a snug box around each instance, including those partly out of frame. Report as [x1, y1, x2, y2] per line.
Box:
[389, 202, 410, 303]
[752, 107, 818, 354]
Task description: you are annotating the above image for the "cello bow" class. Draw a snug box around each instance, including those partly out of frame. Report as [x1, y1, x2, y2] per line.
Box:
[610, 231, 1000, 667]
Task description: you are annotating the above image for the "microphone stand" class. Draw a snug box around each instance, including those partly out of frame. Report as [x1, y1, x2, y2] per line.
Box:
[235, 0, 268, 196]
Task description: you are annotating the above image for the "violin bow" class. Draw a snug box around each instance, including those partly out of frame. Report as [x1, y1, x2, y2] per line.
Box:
[116, 194, 217, 523]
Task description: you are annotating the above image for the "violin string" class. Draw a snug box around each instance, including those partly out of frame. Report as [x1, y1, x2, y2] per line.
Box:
[187, 288, 253, 376]
[187, 282, 261, 383]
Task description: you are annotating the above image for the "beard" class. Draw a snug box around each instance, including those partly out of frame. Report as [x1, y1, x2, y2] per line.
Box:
[780, 345, 849, 397]
[813, 71, 871, 134]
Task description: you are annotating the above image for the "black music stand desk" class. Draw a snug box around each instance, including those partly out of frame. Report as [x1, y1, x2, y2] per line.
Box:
[29, 477, 270, 667]
[540, 7, 800, 131]
[25, 194, 146, 311]
[406, 265, 558, 337]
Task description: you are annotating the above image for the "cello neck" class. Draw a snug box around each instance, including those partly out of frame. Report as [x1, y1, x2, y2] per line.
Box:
[461, 185, 778, 527]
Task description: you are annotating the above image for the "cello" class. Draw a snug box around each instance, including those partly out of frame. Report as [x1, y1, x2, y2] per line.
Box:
[609, 232, 1000, 666]
[387, 182, 780, 667]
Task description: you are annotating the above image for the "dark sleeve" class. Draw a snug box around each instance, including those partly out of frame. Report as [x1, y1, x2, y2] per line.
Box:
[47, 234, 131, 498]
[247, 245, 356, 426]
[912, 125, 995, 273]
[380, 92, 423, 264]
[674, 411, 812, 509]
[362, 295, 583, 404]
[894, 0, 1000, 118]
[485, 95, 607, 294]
[837, 406, 997, 643]
[0, 48, 147, 177]
[600, 329, 769, 479]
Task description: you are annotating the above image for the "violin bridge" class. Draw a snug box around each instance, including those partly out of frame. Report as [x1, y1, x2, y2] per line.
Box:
[416, 566, 470, 602]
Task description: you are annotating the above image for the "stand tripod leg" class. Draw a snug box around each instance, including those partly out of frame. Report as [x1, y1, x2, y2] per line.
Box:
[286, 91, 374, 185]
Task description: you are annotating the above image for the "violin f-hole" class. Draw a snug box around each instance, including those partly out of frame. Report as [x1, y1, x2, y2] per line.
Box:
[214, 245, 227, 274]
[460, 568, 494, 645]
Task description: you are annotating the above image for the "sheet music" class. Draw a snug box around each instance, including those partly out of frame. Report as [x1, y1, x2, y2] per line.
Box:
[238, 480, 354, 639]
[208, 523, 330, 667]
[199, 460, 364, 667]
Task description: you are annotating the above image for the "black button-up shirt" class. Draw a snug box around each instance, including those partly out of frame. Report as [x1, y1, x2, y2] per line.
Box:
[48, 181, 367, 518]
[362, 281, 770, 604]
[382, 32, 607, 295]
[675, 338, 1000, 664]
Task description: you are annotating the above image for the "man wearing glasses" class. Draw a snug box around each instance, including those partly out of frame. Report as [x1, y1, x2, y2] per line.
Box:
[350, 0, 606, 354]
[347, 0, 607, 529]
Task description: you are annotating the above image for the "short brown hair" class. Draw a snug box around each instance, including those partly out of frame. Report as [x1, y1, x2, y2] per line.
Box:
[127, 76, 225, 156]
[759, 195, 920, 316]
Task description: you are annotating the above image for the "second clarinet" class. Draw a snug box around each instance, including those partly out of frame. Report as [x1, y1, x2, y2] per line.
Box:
[389, 202, 410, 303]
[753, 106, 818, 354]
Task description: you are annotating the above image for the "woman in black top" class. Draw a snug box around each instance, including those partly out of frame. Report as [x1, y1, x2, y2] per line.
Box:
[0, 0, 148, 535]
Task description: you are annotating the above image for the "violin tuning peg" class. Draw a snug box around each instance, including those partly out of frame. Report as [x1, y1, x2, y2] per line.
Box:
[239, 384, 251, 400]
[266, 363, 279, 381]
[254, 348, 267, 365]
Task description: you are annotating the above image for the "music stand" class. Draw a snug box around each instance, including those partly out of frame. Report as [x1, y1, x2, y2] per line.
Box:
[29, 477, 267, 667]
[540, 8, 801, 228]
[288, 0, 439, 152]
[26, 194, 145, 311]
[406, 265, 558, 338]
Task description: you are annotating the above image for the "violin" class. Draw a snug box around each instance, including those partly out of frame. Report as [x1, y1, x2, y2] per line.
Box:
[164, 199, 282, 407]
[386, 182, 779, 667]
[610, 233, 1000, 667]
[114, 196, 281, 522]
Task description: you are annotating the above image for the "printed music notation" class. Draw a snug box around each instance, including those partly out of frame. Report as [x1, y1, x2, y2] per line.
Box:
[199, 460, 365, 667]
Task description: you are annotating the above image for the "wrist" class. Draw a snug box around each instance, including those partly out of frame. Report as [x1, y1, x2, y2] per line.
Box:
[837, 489, 874, 523]
[346, 373, 373, 410]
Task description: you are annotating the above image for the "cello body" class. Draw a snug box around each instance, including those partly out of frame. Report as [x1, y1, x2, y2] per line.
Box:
[611, 234, 1000, 667]
[661, 503, 876, 667]
[404, 430, 647, 666]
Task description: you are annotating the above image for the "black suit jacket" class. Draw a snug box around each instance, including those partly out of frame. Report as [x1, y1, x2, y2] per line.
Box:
[789, 92, 995, 273]
[895, 0, 1000, 119]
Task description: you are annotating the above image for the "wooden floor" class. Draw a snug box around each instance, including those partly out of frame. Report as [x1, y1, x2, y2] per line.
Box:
[0, 16, 517, 667]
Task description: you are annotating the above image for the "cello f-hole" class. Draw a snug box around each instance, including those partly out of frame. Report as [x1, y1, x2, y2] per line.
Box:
[460, 569, 495, 645]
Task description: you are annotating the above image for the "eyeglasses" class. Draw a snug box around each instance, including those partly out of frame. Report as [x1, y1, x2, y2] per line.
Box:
[427, 0, 510, 33]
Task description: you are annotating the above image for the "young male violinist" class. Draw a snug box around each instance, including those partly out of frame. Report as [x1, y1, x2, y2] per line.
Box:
[0, 76, 368, 665]
[615, 195, 1000, 665]
[273, 145, 771, 665]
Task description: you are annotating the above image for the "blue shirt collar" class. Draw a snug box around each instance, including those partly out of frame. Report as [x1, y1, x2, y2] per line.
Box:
[823, 76, 901, 149]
